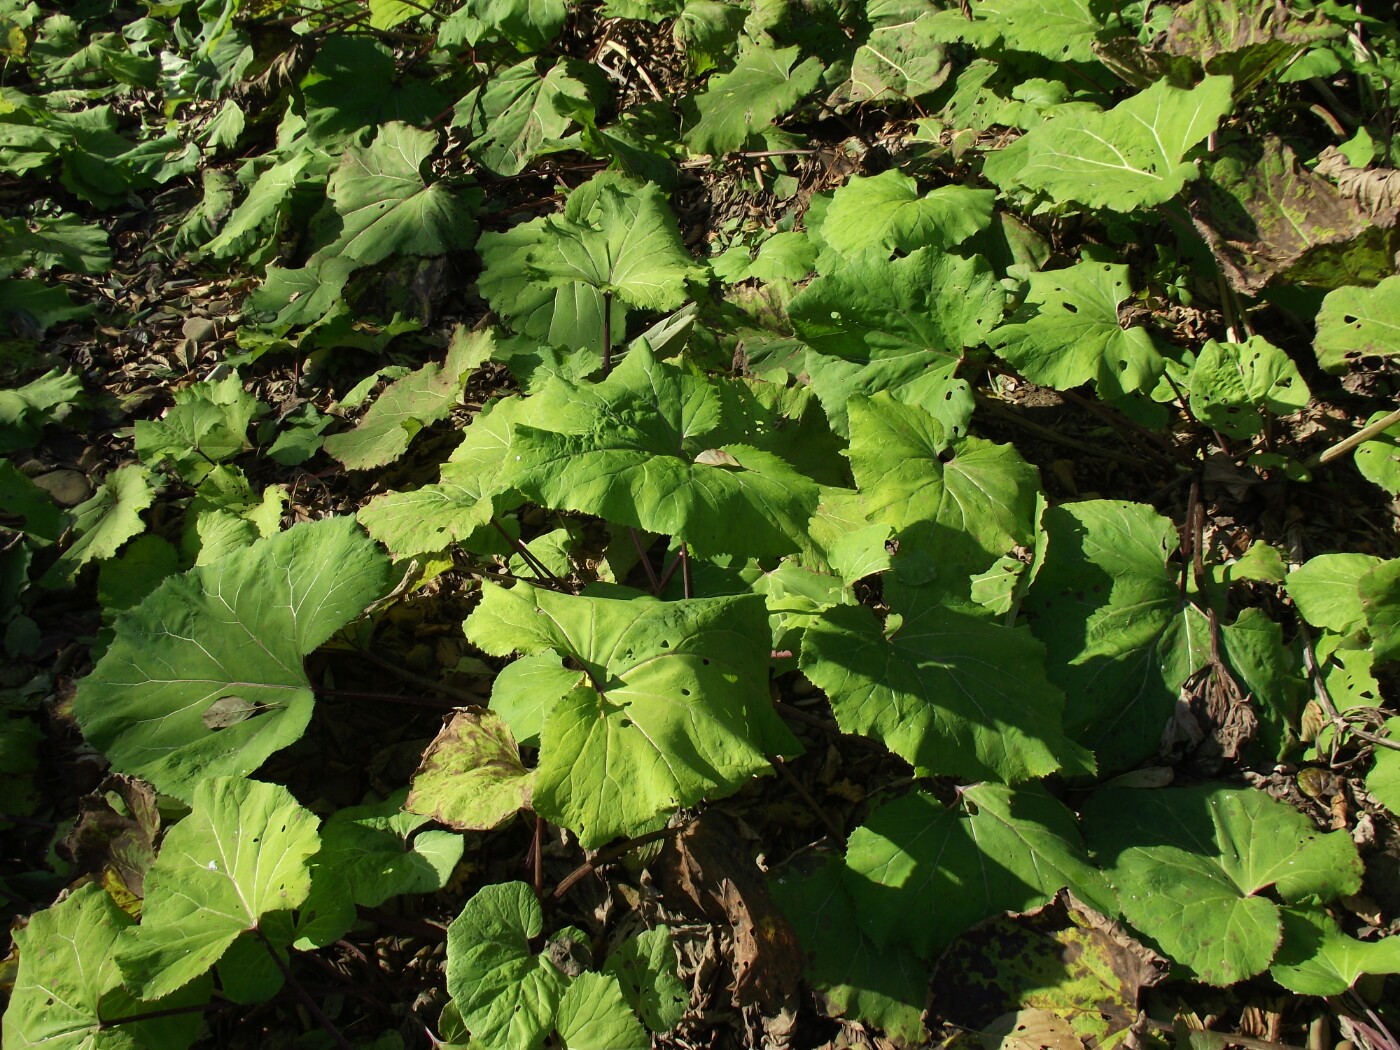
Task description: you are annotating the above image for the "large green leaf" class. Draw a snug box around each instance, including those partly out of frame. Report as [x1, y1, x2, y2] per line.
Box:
[847, 0, 948, 103]
[771, 857, 928, 1046]
[683, 43, 821, 155]
[73, 517, 395, 800]
[983, 77, 1233, 210]
[527, 179, 703, 313]
[115, 777, 321, 999]
[990, 261, 1164, 399]
[817, 171, 994, 262]
[1187, 336, 1310, 439]
[1285, 553, 1380, 634]
[801, 580, 1090, 782]
[300, 36, 445, 145]
[843, 784, 1115, 959]
[323, 327, 491, 470]
[924, 0, 1115, 63]
[1315, 275, 1400, 373]
[554, 973, 650, 1050]
[1082, 784, 1363, 986]
[445, 882, 571, 1050]
[1023, 500, 1208, 773]
[788, 248, 1001, 437]
[316, 122, 478, 267]
[2, 883, 210, 1050]
[1272, 905, 1400, 996]
[465, 580, 796, 846]
[501, 345, 822, 560]
[456, 57, 592, 177]
[846, 393, 1039, 585]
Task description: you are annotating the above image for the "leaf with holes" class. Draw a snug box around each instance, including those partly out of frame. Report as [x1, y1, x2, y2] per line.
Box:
[983, 77, 1233, 211]
[465, 580, 797, 847]
[1187, 336, 1310, 439]
[1315, 275, 1400, 372]
[1082, 784, 1362, 986]
[990, 261, 1164, 399]
[72, 517, 395, 800]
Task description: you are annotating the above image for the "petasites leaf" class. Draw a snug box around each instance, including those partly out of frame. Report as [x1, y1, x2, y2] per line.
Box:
[801, 579, 1090, 782]
[788, 248, 1002, 437]
[1354, 410, 1400, 496]
[601, 927, 688, 1034]
[845, 392, 1039, 586]
[0, 367, 82, 452]
[991, 261, 1164, 400]
[324, 327, 491, 470]
[134, 372, 259, 482]
[1285, 553, 1381, 634]
[446, 881, 571, 1050]
[1187, 335, 1310, 439]
[115, 777, 321, 999]
[502, 345, 821, 561]
[1315, 275, 1400, 373]
[847, 0, 948, 103]
[2, 883, 210, 1050]
[924, 0, 1114, 63]
[40, 464, 154, 589]
[1082, 784, 1363, 986]
[73, 517, 395, 800]
[315, 122, 477, 267]
[770, 857, 928, 1046]
[465, 580, 797, 847]
[844, 784, 1116, 960]
[554, 973, 650, 1050]
[407, 708, 534, 831]
[817, 171, 994, 262]
[1271, 905, 1400, 996]
[527, 179, 703, 312]
[1359, 558, 1400, 664]
[456, 57, 592, 177]
[1023, 500, 1209, 773]
[983, 77, 1233, 211]
[683, 43, 821, 155]
[1163, 0, 1338, 95]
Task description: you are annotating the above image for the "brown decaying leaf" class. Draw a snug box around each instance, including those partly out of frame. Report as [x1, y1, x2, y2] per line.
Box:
[61, 774, 161, 908]
[657, 813, 805, 1011]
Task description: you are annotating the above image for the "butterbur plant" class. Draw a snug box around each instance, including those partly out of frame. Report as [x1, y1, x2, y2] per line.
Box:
[5, 0, 1400, 1046]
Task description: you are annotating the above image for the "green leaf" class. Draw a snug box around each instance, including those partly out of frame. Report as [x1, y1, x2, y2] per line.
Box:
[300, 36, 445, 145]
[683, 43, 821, 156]
[788, 248, 1002, 437]
[847, 0, 948, 103]
[2, 883, 210, 1050]
[406, 708, 535, 831]
[1315, 275, 1400, 373]
[1187, 336, 1310, 439]
[1285, 553, 1381, 634]
[356, 393, 535, 558]
[1365, 716, 1400, 815]
[203, 151, 319, 261]
[0, 366, 82, 452]
[983, 77, 1233, 211]
[457, 57, 592, 177]
[770, 857, 928, 1046]
[1272, 905, 1400, 996]
[817, 171, 994, 262]
[925, 0, 1114, 63]
[323, 328, 491, 470]
[528, 179, 703, 312]
[844, 784, 1115, 959]
[135, 372, 259, 482]
[846, 393, 1039, 586]
[1359, 558, 1400, 664]
[73, 517, 395, 800]
[1354, 410, 1400, 496]
[601, 927, 688, 1034]
[316, 122, 478, 268]
[438, 0, 568, 51]
[1023, 500, 1208, 773]
[1162, 0, 1339, 95]
[0, 458, 62, 540]
[116, 777, 321, 999]
[40, 465, 153, 589]
[0, 213, 111, 276]
[1082, 784, 1363, 986]
[465, 580, 796, 847]
[445, 882, 571, 1050]
[502, 346, 822, 560]
[554, 973, 649, 1050]
[801, 580, 1090, 782]
[990, 261, 1164, 399]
